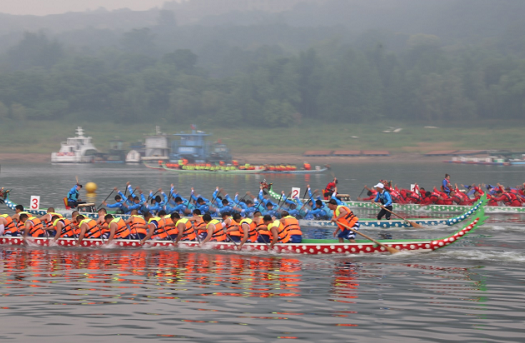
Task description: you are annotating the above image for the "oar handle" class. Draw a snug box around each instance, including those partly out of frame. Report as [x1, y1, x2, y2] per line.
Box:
[97, 190, 115, 210]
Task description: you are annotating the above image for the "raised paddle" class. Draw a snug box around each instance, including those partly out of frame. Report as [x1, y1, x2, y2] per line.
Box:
[97, 190, 114, 210]
[337, 221, 399, 254]
[375, 203, 424, 229]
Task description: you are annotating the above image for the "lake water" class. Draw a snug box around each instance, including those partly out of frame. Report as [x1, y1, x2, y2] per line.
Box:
[0, 163, 524, 342]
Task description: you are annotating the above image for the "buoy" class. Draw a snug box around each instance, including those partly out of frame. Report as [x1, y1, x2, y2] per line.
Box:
[85, 182, 97, 193]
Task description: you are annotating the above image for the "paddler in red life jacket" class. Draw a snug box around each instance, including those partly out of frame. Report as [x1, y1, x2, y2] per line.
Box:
[358, 185, 378, 201]
[327, 199, 359, 243]
[324, 178, 338, 200]
[303, 162, 311, 170]
[490, 189, 522, 207]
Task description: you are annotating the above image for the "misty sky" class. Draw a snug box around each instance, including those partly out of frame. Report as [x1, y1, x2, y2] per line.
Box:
[1, 0, 175, 16]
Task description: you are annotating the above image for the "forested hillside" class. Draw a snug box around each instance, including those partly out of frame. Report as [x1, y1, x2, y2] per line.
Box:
[0, 0, 524, 127]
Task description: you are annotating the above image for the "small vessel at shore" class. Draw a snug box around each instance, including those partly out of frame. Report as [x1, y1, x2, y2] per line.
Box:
[51, 127, 99, 163]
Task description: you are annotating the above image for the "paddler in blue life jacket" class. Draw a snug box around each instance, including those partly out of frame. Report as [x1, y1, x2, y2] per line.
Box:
[165, 197, 191, 215]
[67, 183, 83, 208]
[103, 192, 127, 214]
[169, 185, 189, 205]
[371, 183, 393, 220]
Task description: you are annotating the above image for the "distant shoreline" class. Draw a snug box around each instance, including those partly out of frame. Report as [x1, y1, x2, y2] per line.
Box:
[0, 152, 445, 165]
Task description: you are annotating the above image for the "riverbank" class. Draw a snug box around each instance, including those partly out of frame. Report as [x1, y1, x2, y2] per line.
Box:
[0, 152, 445, 164]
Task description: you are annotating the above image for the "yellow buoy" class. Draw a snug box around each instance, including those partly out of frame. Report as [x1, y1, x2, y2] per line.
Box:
[85, 182, 97, 193]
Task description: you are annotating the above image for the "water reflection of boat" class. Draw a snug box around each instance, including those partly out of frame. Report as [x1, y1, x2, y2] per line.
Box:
[0, 208, 487, 255]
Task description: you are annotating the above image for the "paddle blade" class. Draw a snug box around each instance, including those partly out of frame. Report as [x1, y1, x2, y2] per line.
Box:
[385, 246, 400, 254]
[408, 221, 425, 229]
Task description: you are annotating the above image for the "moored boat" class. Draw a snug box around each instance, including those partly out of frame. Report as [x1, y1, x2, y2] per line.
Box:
[50, 127, 99, 163]
[0, 207, 487, 255]
[161, 164, 261, 174]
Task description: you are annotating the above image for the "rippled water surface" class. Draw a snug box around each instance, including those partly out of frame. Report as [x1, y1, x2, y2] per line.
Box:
[0, 163, 524, 342]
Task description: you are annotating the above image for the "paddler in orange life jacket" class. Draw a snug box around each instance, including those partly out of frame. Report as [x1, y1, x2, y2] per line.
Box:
[303, 162, 311, 170]
[104, 214, 133, 244]
[170, 212, 197, 244]
[19, 213, 46, 238]
[327, 199, 359, 243]
[200, 213, 227, 245]
[279, 211, 302, 243]
[236, 213, 259, 250]
[257, 215, 291, 249]
[0, 213, 17, 236]
[76, 215, 107, 244]
[50, 215, 76, 241]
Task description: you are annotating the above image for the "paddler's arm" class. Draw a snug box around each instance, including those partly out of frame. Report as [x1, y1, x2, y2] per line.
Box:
[174, 222, 185, 245]
[106, 222, 117, 244]
[140, 223, 156, 245]
[200, 224, 215, 245]
[53, 222, 63, 241]
[239, 223, 250, 250]
[270, 226, 279, 249]
[77, 224, 87, 244]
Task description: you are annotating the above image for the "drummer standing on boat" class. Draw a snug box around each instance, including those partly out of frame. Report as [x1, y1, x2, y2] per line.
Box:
[371, 183, 393, 220]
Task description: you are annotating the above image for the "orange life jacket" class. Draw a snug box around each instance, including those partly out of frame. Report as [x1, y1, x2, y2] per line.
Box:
[110, 218, 131, 239]
[175, 218, 196, 241]
[194, 216, 207, 235]
[225, 218, 241, 237]
[155, 217, 178, 239]
[53, 218, 76, 237]
[130, 215, 147, 235]
[207, 219, 227, 242]
[27, 217, 45, 237]
[257, 220, 271, 237]
[282, 216, 302, 236]
[80, 219, 103, 238]
[268, 220, 290, 243]
[1, 214, 17, 235]
[333, 205, 359, 230]
[239, 218, 258, 242]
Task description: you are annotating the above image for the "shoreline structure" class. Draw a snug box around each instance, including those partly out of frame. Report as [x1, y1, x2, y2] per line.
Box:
[0, 153, 445, 164]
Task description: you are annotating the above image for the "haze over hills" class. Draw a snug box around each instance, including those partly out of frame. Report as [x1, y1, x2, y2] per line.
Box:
[0, 0, 524, 132]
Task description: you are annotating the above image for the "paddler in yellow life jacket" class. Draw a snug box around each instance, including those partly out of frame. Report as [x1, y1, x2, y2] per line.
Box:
[200, 213, 227, 245]
[237, 213, 259, 250]
[327, 199, 360, 243]
[257, 214, 291, 249]
[138, 212, 166, 245]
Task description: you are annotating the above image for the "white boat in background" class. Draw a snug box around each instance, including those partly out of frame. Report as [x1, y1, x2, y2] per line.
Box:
[125, 150, 141, 163]
[51, 127, 99, 163]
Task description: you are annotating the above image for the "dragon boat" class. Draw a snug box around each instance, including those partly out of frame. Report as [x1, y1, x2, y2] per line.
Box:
[161, 164, 261, 174]
[260, 167, 329, 174]
[266, 185, 524, 214]
[2, 192, 484, 229]
[0, 204, 488, 255]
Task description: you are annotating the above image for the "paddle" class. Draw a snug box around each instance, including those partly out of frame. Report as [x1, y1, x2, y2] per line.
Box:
[97, 190, 114, 210]
[358, 186, 366, 199]
[374, 203, 424, 229]
[297, 188, 311, 215]
[337, 221, 399, 254]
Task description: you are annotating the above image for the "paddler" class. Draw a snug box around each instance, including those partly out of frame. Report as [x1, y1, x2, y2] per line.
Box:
[371, 183, 393, 220]
[257, 215, 291, 249]
[327, 199, 359, 243]
[66, 183, 83, 208]
[442, 174, 452, 195]
[103, 193, 127, 214]
[171, 213, 196, 244]
[104, 214, 133, 244]
[237, 214, 258, 250]
[0, 214, 17, 236]
[76, 215, 108, 244]
[200, 213, 227, 244]
[280, 211, 302, 243]
[19, 213, 46, 238]
[323, 178, 337, 200]
[50, 215, 77, 241]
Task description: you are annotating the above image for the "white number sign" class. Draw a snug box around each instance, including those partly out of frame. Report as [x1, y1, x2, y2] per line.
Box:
[291, 187, 301, 199]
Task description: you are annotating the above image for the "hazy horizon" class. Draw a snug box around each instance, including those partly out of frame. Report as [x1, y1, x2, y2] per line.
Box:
[0, 0, 177, 16]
